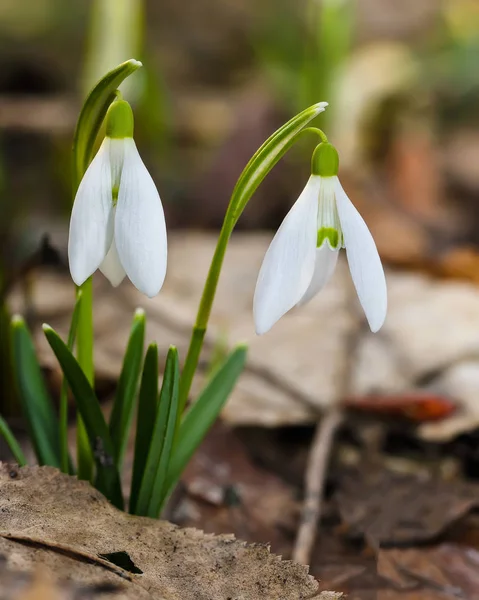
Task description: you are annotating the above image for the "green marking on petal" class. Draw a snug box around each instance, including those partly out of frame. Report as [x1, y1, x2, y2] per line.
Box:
[112, 185, 119, 206]
[317, 227, 340, 249]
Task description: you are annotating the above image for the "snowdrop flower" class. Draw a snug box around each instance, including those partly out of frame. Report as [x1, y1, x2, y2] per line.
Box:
[68, 99, 167, 297]
[254, 141, 387, 334]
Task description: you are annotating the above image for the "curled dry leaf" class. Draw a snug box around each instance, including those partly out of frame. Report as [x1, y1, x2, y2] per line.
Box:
[0, 464, 340, 600]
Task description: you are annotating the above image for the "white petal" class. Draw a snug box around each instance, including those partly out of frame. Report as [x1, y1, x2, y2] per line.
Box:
[335, 178, 387, 332]
[100, 236, 126, 287]
[297, 244, 339, 306]
[115, 139, 167, 297]
[253, 176, 320, 335]
[68, 139, 114, 286]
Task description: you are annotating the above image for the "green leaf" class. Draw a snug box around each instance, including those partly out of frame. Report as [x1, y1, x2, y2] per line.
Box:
[72, 58, 142, 192]
[109, 308, 145, 467]
[228, 103, 327, 223]
[11, 316, 61, 468]
[59, 292, 82, 474]
[135, 347, 179, 517]
[168, 345, 247, 497]
[129, 342, 158, 515]
[43, 325, 123, 509]
[0, 414, 26, 466]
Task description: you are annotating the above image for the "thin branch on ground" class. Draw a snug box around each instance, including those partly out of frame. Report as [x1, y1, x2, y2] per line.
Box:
[293, 311, 362, 566]
[292, 406, 344, 565]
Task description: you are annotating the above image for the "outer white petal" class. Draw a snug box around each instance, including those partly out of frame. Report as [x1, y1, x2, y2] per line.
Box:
[297, 244, 339, 306]
[115, 139, 167, 297]
[68, 139, 114, 285]
[100, 237, 126, 287]
[253, 176, 320, 335]
[335, 178, 387, 332]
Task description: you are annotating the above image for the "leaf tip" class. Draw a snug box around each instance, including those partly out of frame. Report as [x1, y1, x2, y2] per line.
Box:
[127, 58, 143, 69]
[11, 314, 25, 328]
[314, 101, 329, 113]
[134, 307, 146, 320]
[42, 323, 53, 334]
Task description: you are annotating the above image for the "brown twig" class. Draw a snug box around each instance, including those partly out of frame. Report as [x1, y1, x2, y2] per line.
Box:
[292, 406, 344, 565]
[293, 299, 362, 565]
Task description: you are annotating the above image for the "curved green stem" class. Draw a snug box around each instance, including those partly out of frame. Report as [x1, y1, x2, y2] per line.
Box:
[178, 113, 327, 411]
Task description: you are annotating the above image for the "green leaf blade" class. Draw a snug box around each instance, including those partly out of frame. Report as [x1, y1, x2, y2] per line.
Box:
[135, 347, 179, 517]
[167, 345, 247, 497]
[109, 308, 146, 468]
[129, 342, 159, 515]
[59, 292, 83, 474]
[11, 316, 61, 468]
[0, 415, 26, 466]
[43, 325, 123, 509]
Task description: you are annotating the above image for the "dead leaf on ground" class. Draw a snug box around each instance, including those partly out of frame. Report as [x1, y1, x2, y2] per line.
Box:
[0, 464, 339, 600]
[169, 422, 299, 558]
[379, 544, 479, 599]
[336, 468, 479, 547]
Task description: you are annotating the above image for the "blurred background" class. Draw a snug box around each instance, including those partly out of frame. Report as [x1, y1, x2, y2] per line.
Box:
[2, 0, 479, 596]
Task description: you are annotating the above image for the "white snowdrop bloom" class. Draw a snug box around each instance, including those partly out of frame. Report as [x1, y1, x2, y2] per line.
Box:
[254, 142, 387, 335]
[68, 99, 167, 297]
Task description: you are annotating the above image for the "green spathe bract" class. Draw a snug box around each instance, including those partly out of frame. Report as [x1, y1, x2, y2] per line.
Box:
[311, 142, 339, 177]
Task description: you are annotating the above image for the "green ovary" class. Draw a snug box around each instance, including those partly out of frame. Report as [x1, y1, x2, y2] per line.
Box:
[317, 227, 340, 249]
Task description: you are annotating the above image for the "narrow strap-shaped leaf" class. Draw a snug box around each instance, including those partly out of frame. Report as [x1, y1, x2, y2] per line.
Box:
[109, 308, 145, 468]
[11, 316, 61, 467]
[135, 347, 178, 517]
[0, 414, 26, 466]
[168, 345, 247, 497]
[129, 342, 158, 515]
[147, 349, 180, 518]
[72, 58, 142, 192]
[43, 325, 123, 510]
[59, 292, 82, 474]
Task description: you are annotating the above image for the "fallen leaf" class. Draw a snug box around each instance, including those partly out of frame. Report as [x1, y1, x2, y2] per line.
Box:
[379, 544, 479, 600]
[0, 463, 337, 600]
[336, 468, 479, 546]
[170, 422, 299, 558]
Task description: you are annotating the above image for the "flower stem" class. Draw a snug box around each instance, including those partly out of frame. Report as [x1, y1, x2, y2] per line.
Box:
[178, 218, 232, 413]
[76, 277, 94, 481]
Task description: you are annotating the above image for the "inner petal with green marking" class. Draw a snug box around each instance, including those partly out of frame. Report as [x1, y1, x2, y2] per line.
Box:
[316, 176, 343, 250]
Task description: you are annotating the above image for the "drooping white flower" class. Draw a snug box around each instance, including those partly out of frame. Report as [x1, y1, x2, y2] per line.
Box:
[68, 99, 167, 298]
[254, 142, 387, 334]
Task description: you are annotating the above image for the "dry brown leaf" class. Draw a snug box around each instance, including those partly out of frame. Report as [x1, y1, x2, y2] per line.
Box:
[0, 464, 340, 600]
[379, 544, 479, 599]
[336, 468, 479, 546]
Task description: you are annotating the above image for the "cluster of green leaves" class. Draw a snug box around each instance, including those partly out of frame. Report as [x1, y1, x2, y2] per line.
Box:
[8, 307, 246, 517]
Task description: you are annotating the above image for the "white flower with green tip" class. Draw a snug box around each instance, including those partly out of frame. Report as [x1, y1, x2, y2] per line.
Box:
[68, 99, 167, 298]
[254, 141, 387, 334]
